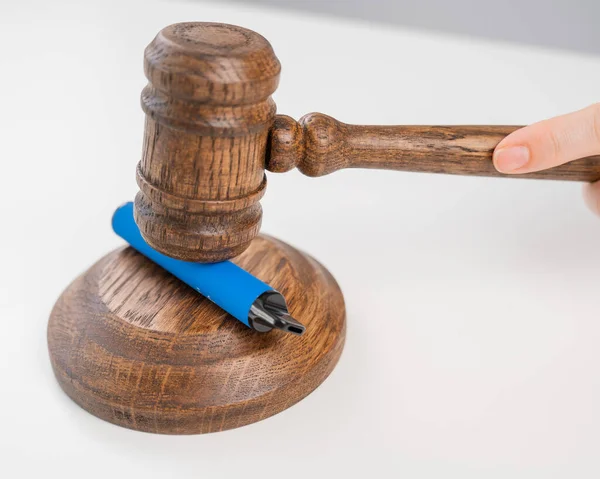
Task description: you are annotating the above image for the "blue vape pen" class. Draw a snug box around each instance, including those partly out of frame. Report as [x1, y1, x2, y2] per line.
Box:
[112, 202, 305, 335]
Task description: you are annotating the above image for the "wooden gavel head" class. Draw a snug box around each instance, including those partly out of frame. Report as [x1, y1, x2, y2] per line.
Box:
[135, 22, 600, 263]
[135, 22, 280, 262]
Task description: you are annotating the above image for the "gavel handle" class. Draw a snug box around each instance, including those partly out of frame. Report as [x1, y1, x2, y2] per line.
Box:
[267, 113, 600, 182]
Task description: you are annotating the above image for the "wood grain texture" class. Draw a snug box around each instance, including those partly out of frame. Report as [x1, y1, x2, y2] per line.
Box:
[135, 23, 281, 263]
[267, 113, 600, 181]
[47, 235, 346, 434]
[134, 22, 600, 264]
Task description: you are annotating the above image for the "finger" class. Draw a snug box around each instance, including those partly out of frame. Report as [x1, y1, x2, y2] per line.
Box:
[583, 181, 600, 216]
[493, 103, 600, 174]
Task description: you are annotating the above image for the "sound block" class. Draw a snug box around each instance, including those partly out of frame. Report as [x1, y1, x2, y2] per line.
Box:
[48, 235, 346, 434]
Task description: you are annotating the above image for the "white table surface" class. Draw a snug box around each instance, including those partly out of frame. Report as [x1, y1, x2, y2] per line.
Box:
[2, 0, 600, 477]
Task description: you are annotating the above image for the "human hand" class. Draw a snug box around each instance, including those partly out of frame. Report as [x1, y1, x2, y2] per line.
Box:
[492, 103, 600, 215]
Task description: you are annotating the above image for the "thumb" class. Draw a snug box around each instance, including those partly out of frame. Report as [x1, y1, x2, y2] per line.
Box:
[583, 180, 600, 216]
[493, 103, 600, 174]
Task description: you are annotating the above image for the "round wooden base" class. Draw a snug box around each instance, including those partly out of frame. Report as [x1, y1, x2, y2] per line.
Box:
[47, 235, 346, 434]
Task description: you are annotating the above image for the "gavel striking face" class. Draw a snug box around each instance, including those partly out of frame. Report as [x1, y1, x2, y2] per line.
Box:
[135, 22, 600, 263]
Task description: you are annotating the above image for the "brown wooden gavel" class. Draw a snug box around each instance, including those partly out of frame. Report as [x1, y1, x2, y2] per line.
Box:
[135, 22, 600, 263]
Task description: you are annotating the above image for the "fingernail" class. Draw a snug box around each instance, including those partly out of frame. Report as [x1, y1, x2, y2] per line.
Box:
[493, 146, 530, 173]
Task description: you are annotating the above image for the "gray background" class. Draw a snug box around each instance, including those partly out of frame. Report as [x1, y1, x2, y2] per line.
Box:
[221, 0, 600, 55]
[3, 1, 600, 478]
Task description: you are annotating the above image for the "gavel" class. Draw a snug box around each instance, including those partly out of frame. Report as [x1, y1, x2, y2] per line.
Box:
[135, 22, 600, 263]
